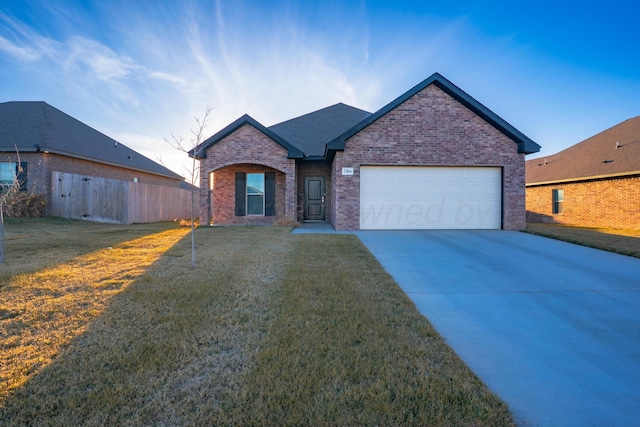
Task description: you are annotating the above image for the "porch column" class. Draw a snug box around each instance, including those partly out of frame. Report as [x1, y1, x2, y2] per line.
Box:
[285, 166, 296, 221]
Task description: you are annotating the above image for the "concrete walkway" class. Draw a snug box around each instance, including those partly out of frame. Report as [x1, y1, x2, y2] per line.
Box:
[355, 230, 640, 427]
[291, 222, 353, 234]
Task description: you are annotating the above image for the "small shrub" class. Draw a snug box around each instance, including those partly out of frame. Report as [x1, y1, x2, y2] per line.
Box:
[175, 217, 200, 227]
[1, 191, 46, 218]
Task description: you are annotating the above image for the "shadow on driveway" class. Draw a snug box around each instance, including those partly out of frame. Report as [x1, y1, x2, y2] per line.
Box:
[356, 230, 640, 427]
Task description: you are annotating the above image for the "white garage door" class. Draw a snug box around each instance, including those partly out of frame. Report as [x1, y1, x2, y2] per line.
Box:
[360, 166, 502, 230]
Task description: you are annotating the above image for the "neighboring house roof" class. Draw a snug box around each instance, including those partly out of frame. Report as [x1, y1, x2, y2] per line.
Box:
[268, 103, 371, 157]
[192, 114, 304, 159]
[526, 116, 640, 185]
[0, 101, 182, 180]
[327, 72, 541, 155]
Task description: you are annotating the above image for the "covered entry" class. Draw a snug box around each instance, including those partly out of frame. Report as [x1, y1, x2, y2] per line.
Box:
[359, 166, 502, 230]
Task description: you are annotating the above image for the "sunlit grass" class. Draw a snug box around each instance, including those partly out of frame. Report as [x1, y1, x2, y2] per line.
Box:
[525, 223, 640, 257]
[0, 223, 190, 401]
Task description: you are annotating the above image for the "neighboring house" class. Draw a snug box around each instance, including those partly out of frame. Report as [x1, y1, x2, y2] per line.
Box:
[526, 116, 640, 230]
[193, 72, 540, 231]
[0, 101, 191, 223]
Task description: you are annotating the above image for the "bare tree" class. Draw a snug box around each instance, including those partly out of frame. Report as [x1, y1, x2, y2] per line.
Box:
[0, 148, 22, 263]
[165, 107, 213, 267]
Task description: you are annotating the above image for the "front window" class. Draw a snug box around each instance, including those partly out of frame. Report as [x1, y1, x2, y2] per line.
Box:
[246, 173, 265, 215]
[0, 162, 16, 187]
[552, 189, 564, 214]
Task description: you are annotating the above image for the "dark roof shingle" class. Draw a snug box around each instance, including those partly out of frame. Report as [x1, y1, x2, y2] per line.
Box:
[0, 101, 181, 180]
[268, 103, 371, 157]
[526, 116, 640, 184]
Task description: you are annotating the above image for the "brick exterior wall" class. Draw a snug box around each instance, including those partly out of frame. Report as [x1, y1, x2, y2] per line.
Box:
[331, 84, 526, 231]
[199, 123, 296, 225]
[2, 152, 180, 215]
[296, 160, 331, 222]
[526, 176, 640, 230]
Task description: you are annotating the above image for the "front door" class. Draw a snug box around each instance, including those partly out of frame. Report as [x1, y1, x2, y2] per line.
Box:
[304, 176, 325, 221]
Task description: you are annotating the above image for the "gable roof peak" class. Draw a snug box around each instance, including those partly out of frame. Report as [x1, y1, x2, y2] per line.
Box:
[327, 72, 540, 155]
[191, 113, 304, 159]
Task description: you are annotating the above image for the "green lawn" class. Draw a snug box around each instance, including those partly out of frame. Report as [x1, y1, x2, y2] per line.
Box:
[0, 219, 514, 426]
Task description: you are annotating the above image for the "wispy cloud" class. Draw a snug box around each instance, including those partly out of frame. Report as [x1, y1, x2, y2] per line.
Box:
[64, 36, 141, 81]
[0, 35, 40, 61]
[147, 71, 196, 91]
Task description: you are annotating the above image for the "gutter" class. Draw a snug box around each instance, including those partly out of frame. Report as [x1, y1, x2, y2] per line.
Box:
[31, 148, 184, 181]
[526, 170, 640, 186]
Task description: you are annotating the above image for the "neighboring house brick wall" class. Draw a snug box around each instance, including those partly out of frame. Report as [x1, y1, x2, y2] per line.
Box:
[0, 152, 47, 195]
[332, 84, 525, 231]
[199, 124, 296, 225]
[46, 154, 181, 187]
[2, 152, 180, 216]
[296, 160, 332, 223]
[526, 176, 640, 230]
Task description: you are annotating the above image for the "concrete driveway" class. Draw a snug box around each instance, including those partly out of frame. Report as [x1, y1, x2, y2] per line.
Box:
[355, 230, 640, 427]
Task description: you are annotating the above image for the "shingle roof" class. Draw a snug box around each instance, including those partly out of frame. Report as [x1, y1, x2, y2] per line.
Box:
[526, 116, 640, 185]
[193, 72, 538, 161]
[327, 72, 541, 155]
[0, 101, 182, 180]
[268, 103, 371, 157]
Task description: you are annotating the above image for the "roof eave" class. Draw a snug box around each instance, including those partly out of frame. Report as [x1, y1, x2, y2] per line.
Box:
[36, 149, 183, 180]
[526, 170, 640, 186]
[302, 155, 328, 161]
[0, 145, 40, 154]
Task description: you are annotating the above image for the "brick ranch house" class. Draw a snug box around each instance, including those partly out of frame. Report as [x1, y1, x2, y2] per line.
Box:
[192, 72, 541, 231]
[526, 116, 640, 230]
[0, 101, 190, 222]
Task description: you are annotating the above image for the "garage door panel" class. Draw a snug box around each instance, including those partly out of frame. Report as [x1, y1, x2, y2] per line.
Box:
[360, 166, 501, 230]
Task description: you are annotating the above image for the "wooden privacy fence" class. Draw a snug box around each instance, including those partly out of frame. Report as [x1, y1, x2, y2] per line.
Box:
[51, 171, 197, 224]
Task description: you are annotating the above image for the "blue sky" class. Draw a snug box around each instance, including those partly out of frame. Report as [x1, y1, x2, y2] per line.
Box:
[1, 0, 638, 178]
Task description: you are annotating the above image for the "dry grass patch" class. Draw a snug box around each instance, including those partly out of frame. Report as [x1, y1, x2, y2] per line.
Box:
[0, 221, 190, 401]
[1, 225, 286, 425]
[1, 222, 514, 426]
[525, 223, 640, 257]
[232, 234, 514, 426]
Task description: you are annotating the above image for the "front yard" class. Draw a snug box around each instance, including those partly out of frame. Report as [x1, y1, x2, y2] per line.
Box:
[0, 219, 514, 426]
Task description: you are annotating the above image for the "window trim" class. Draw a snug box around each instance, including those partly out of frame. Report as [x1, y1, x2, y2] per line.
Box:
[235, 171, 275, 217]
[246, 173, 265, 216]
